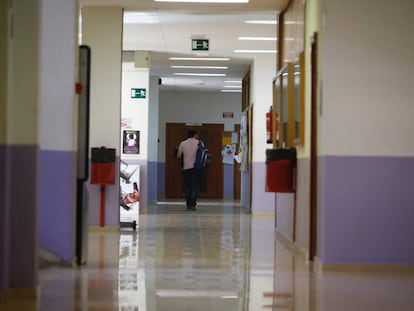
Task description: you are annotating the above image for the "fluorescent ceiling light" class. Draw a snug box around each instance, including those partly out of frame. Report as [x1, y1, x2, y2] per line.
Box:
[224, 80, 242, 83]
[174, 73, 226, 77]
[286, 21, 304, 25]
[238, 36, 277, 41]
[234, 49, 277, 54]
[221, 89, 242, 92]
[244, 20, 277, 25]
[223, 85, 241, 88]
[155, 0, 248, 2]
[169, 57, 230, 61]
[156, 289, 238, 298]
[171, 65, 228, 69]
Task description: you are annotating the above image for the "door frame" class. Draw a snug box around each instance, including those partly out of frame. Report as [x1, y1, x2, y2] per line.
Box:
[309, 32, 319, 261]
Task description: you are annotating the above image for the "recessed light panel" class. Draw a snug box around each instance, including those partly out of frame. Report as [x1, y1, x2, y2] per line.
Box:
[169, 57, 230, 61]
[155, 0, 248, 3]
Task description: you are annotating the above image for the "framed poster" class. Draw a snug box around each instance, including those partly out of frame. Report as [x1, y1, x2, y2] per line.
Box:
[122, 130, 140, 154]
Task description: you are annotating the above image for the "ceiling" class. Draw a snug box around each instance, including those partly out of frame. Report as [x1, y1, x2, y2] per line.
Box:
[80, 0, 289, 92]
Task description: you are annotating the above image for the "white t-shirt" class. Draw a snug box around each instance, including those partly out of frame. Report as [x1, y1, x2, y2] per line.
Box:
[178, 137, 199, 170]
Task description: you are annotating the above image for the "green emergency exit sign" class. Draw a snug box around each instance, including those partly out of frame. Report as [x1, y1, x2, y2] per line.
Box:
[192, 39, 209, 51]
[131, 88, 146, 99]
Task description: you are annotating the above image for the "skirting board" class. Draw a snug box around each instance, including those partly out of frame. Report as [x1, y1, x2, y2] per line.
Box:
[88, 225, 120, 232]
[313, 257, 414, 273]
[276, 231, 414, 273]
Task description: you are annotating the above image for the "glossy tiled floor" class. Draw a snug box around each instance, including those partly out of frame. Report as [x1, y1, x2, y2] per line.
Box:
[4, 200, 414, 310]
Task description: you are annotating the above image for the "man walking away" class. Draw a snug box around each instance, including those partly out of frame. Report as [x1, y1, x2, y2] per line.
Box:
[176, 129, 200, 211]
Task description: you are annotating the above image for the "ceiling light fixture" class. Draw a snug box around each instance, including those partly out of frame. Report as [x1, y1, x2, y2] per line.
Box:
[223, 85, 242, 88]
[224, 80, 242, 83]
[174, 73, 226, 77]
[169, 57, 230, 61]
[171, 65, 228, 69]
[234, 49, 277, 54]
[155, 0, 248, 3]
[244, 20, 277, 25]
[238, 36, 277, 41]
[221, 89, 242, 92]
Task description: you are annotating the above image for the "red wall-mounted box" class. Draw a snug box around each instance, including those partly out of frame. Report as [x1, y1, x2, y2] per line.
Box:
[265, 148, 296, 193]
[90, 147, 116, 185]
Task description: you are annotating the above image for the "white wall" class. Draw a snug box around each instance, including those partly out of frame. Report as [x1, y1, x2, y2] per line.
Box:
[7, 1, 40, 145]
[39, 0, 77, 151]
[0, 1, 5, 143]
[251, 54, 276, 162]
[322, 0, 414, 157]
[250, 54, 277, 213]
[121, 64, 149, 161]
[158, 90, 242, 162]
[82, 7, 123, 154]
[148, 76, 159, 162]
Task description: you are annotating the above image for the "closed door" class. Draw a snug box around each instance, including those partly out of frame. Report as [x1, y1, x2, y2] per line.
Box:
[165, 123, 223, 199]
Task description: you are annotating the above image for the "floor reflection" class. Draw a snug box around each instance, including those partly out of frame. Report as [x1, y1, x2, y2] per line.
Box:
[136, 203, 252, 311]
[25, 201, 414, 311]
[118, 233, 141, 310]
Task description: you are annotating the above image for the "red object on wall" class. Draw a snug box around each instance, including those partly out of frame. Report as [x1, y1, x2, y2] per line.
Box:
[266, 159, 295, 193]
[90, 147, 116, 185]
[91, 162, 115, 185]
[265, 148, 296, 193]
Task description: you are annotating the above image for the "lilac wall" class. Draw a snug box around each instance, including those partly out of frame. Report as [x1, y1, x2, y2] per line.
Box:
[251, 162, 276, 212]
[223, 164, 234, 199]
[8, 146, 38, 287]
[148, 161, 158, 202]
[158, 162, 165, 198]
[321, 156, 414, 264]
[39, 150, 76, 262]
[0, 145, 7, 290]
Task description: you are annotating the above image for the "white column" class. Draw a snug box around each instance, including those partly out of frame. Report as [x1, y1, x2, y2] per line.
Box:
[82, 7, 123, 226]
[250, 54, 277, 216]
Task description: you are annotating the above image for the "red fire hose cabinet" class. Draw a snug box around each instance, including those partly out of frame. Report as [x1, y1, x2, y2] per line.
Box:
[265, 148, 296, 193]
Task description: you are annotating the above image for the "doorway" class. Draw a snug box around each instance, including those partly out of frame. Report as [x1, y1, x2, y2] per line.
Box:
[165, 123, 224, 199]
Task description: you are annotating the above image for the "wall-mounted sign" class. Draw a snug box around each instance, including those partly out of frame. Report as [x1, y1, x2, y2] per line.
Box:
[131, 88, 146, 99]
[222, 112, 234, 118]
[192, 39, 209, 51]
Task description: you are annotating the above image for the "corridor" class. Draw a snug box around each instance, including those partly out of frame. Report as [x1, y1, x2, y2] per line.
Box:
[6, 201, 414, 310]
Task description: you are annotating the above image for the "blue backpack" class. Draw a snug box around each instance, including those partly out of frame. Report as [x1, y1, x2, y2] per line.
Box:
[194, 141, 212, 170]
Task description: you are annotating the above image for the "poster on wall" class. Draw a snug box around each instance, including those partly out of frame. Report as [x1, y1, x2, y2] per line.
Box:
[121, 118, 132, 129]
[123, 130, 140, 154]
[240, 113, 248, 172]
[222, 144, 235, 165]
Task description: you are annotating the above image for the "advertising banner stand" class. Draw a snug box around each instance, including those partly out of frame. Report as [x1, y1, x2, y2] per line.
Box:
[119, 160, 140, 230]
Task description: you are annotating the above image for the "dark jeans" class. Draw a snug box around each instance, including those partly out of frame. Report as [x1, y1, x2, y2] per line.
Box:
[182, 168, 200, 207]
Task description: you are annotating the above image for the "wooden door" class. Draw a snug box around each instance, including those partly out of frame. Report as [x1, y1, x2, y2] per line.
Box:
[165, 123, 224, 199]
